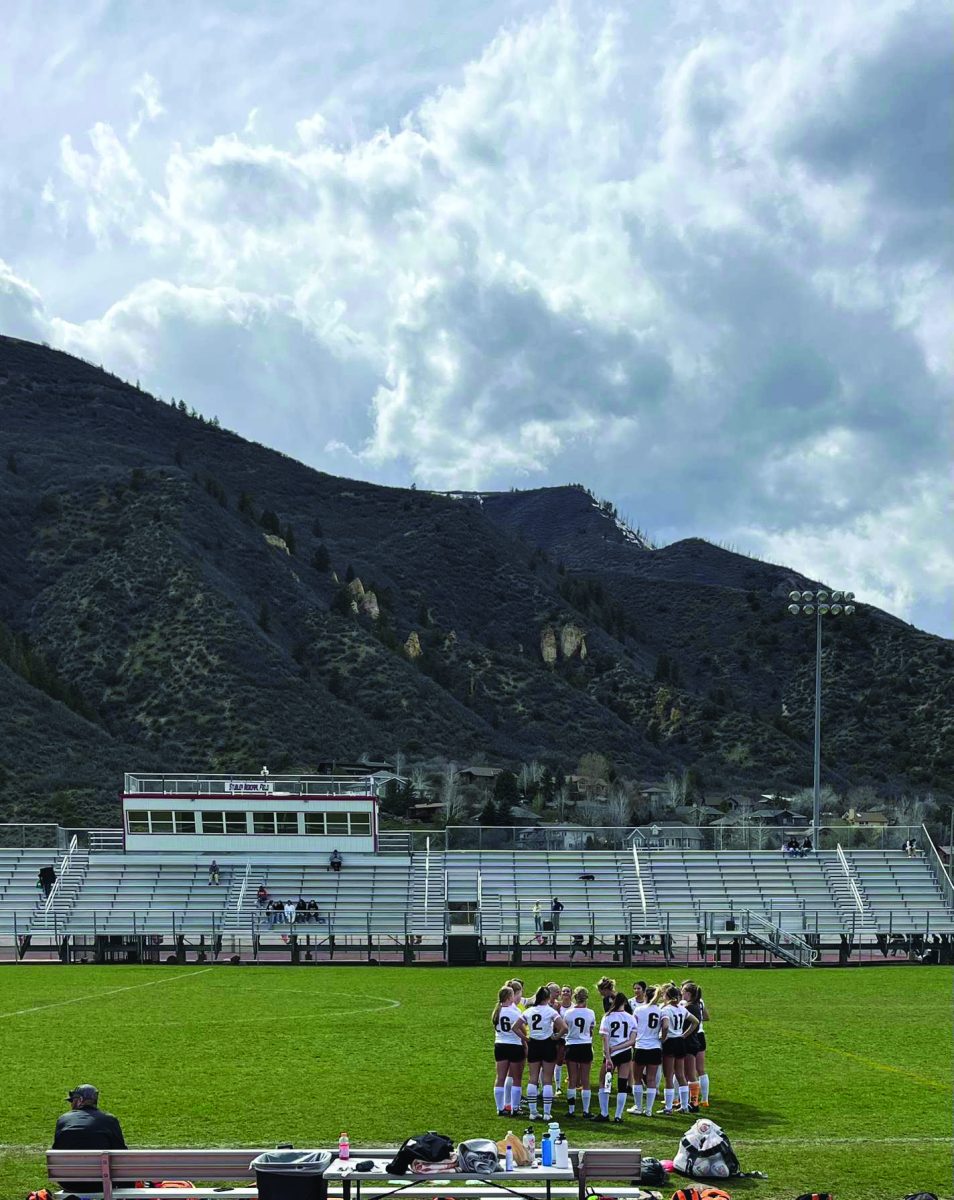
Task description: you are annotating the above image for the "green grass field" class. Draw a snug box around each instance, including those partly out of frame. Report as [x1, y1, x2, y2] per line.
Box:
[0, 965, 950, 1200]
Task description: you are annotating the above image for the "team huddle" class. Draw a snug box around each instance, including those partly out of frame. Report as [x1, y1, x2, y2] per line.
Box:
[492, 976, 711, 1123]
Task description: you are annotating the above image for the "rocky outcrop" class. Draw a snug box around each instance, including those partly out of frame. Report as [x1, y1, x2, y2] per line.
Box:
[263, 533, 290, 555]
[359, 591, 380, 620]
[347, 577, 365, 599]
[560, 622, 587, 660]
[404, 630, 422, 659]
[541, 622, 587, 664]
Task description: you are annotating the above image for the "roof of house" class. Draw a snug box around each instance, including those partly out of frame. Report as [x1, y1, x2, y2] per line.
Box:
[847, 810, 890, 824]
[459, 766, 503, 778]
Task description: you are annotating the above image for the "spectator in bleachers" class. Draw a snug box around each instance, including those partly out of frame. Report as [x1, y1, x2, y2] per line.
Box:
[329, 849, 343, 872]
[256, 885, 269, 908]
[307, 899, 321, 923]
[208, 860, 221, 885]
[283, 899, 297, 925]
[268, 899, 282, 926]
[296, 897, 308, 922]
[532, 900, 543, 938]
[550, 896, 564, 933]
[903, 838, 917, 857]
[38, 865, 57, 898]
[52, 1084, 127, 1195]
[800, 837, 813, 856]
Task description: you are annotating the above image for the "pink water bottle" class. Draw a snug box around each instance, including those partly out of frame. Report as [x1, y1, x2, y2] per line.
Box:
[339, 1133, 350, 1161]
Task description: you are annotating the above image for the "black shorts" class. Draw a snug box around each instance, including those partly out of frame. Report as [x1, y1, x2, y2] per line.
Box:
[635, 1047, 663, 1065]
[565, 1044, 593, 1063]
[663, 1036, 686, 1059]
[696, 1032, 707, 1052]
[611, 1048, 633, 1066]
[495, 1043, 525, 1063]
[528, 1037, 557, 1063]
[683, 1033, 702, 1056]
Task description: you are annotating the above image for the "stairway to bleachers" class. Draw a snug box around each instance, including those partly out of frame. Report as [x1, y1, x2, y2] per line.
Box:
[646, 850, 846, 935]
[410, 849, 445, 938]
[0, 848, 60, 937]
[842, 850, 954, 932]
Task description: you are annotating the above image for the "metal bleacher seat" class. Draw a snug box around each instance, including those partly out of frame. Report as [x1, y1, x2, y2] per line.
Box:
[843, 850, 954, 932]
[0, 847, 56, 937]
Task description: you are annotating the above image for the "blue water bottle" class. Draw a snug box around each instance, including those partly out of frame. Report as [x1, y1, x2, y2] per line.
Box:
[541, 1133, 553, 1167]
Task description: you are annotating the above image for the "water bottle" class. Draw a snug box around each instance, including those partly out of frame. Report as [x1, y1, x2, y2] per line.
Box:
[547, 1120, 560, 1142]
[541, 1133, 553, 1167]
[505, 1138, 514, 1172]
[523, 1127, 536, 1158]
[338, 1133, 350, 1161]
[555, 1135, 569, 1170]
[603, 1070, 613, 1091]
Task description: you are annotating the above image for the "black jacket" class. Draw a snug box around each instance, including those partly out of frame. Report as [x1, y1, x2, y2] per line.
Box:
[52, 1106, 127, 1193]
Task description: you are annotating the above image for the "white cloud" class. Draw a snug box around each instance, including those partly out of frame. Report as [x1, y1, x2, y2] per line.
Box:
[0, 260, 49, 341]
[1, 1, 950, 635]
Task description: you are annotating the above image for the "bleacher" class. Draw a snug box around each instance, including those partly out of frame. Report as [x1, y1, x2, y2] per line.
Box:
[844, 850, 954, 932]
[233, 853, 413, 935]
[647, 849, 848, 935]
[0, 848, 56, 936]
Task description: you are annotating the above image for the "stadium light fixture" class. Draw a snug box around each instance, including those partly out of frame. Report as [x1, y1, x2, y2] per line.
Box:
[787, 588, 857, 845]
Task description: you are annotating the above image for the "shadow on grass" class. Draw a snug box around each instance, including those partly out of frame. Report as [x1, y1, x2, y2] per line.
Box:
[704, 1099, 787, 1131]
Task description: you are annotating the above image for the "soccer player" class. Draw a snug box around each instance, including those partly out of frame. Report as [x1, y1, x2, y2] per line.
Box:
[629, 984, 666, 1115]
[550, 983, 570, 1094]
[681, 980, 710, 1108]
[524, 985, 568, 1120]
[595, 975, 617, 1012]
[659, 983, 699, 1115]
[597, 993, 636, 1123]
[563, 985, 596, 1118]
[502, 978, 526, 1113]
[493, 986, 528, 1115]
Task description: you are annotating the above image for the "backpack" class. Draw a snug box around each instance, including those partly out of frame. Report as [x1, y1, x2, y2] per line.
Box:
[670, 1189, 732, 1200]
[673, 1120, 740, 1179]
[640, 1158, 668, 1187]
[386, 1133, 455, 1175]
[457, 1139, 500, 1173]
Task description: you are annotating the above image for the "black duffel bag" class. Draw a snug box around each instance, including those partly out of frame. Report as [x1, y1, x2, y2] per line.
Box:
[386, 1132, 455, 1175]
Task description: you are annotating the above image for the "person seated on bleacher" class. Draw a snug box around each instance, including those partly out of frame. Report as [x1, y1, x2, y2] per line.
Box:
[903, 838, 917, 858]
[256, 885, 269, 908]
[783, 837, 801, 858]
[268, 899, 283, 926]
[800, 837, 813, 856]
[52, 1084, 128, 1195]
[307, 899, 321, 923]
[329, 849, 343, 872]
[296, 897, 308, 922]
[283, 899, 297, 925]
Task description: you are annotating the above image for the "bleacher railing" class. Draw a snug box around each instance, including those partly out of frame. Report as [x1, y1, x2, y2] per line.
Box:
[0, 823, 61, 848]
[836, 844, 869, 916]
[919, 824, 954, 911]
[123, 774, 378, 796]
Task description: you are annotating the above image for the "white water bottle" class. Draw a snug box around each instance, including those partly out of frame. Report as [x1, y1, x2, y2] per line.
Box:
[523, 1127, 535, 1157]
[603, 1070, 613, 1091]
[555, 1135, 569, 1170]
[338, 1132, 350, 1161]
[547, 1120, 560, 1142]
[505, 1139, 514, 1172]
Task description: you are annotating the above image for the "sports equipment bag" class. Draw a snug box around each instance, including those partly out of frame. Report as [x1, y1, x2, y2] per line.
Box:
[386, 1133, 455, 1175]
[457, 1139, 501, 1173]
[673, 1120, 740, 1179]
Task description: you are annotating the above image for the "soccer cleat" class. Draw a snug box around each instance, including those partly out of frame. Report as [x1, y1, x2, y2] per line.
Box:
[661, 1108, 676, 1116]
[593, 1114, 610, 1123]
[613, 1117, 624, 1124]
[688, 1103, 700, 1113]
[581, 1111, 593, 1119]
[700, 1100, 710, 1108]
[627, 1105, 641, 1114]
[644, 1110, 654, 1117]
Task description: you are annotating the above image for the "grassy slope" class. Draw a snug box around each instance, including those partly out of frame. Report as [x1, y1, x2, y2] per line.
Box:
[0, 965, 950, 1199]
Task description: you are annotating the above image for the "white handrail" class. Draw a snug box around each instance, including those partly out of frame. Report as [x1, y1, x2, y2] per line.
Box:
[919, 824, 954, 909]
[234, 863, 252, 915]
[423, 836, 431, 926]
[42, 835, 77, 917]
[631, 843, 647, 916]
[745, 909, 817, 964]
[836, 844, 867, 914]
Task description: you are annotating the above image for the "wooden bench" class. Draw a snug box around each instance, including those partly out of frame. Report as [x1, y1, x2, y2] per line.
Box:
[48, 1145, 645, 1200]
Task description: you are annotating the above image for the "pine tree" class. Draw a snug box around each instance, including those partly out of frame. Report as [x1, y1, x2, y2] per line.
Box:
[312, 544, 330, 572]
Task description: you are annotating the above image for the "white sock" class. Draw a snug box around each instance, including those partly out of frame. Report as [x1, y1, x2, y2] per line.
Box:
[567, 1087, 577, 1113]
[581, 1089, 592, 1113]
[511, 1086, 522, 1112]
[543, 1084, 553, 1118]
[700, 1073, 710, 1102]
[645, 1087, 657, 1114]
[679, 1084, 690, 1111]
[664, 1087, 675, 1112]
[598, 1087, 609, 1117]
[527, 1083, 538, 1117]
[494, 1086, 506, 1111]
[633, 1084, 643, 1111]
[554, 1066, 563, 1090]
[615, 1089, 627, 1118]
[503, 1079, 512, 1108]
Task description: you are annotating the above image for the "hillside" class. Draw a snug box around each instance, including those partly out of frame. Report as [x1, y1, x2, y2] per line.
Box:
[0, 335, 951, 826]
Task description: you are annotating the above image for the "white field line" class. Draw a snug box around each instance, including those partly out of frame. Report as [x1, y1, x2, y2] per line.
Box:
[0, 968, 213, 1019]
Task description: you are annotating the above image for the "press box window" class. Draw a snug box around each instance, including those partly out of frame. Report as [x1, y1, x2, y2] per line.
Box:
[349, 813, 372, 835]
[127, 811, 149, 833]
[149, 812, 174, 833]
[276, 812, 300, 834]
[304, 813, 327, 835]
[253, 812, 277, 834]
[173, 812, 197, 834]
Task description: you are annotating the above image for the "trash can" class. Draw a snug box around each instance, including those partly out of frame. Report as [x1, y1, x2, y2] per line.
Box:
[251, 1149, 332, 1200]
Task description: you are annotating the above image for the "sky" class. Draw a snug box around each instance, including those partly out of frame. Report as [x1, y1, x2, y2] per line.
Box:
[1, 0, 951, 637]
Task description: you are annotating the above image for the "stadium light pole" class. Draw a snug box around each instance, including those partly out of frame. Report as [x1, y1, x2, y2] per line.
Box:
[787, 588, 857, 848]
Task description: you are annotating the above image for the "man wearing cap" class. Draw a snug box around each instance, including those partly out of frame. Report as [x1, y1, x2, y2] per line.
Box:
[52, 1085, 127, 1194]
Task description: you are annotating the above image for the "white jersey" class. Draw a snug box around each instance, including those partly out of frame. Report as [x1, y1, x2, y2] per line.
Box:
[524, 1003, 559, 1040]
[494, 1003, 525, 1045]
[564, 1006, 596, 1045]
[633, 1002, 664, 1049]
[599, 1010, 637, 1052]
[661, 1004, 688, 1039]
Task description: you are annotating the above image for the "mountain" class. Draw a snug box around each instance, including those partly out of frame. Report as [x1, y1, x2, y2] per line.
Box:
[0, 335, 951, 826]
